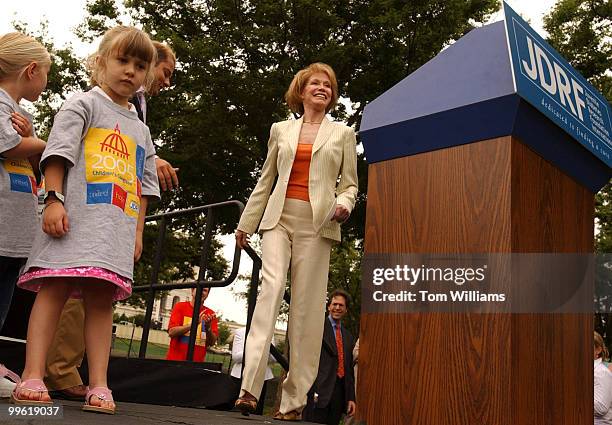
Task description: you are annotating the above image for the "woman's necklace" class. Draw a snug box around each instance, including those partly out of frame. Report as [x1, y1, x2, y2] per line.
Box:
[303, 120, 322, 124]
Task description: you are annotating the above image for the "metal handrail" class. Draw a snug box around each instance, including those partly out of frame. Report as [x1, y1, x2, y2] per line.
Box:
[130, 200, 289, 371]
[133, 200, 243, 358]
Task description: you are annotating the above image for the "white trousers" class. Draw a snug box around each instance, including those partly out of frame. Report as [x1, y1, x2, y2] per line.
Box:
[240, 199, 332, 413]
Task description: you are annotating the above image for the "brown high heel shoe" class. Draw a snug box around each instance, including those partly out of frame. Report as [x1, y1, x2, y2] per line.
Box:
[235, 396, 257, 416]
[272, 410, 302, 421]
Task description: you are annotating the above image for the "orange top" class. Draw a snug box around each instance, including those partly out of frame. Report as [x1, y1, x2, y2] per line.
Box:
[286, 143, 313, 202]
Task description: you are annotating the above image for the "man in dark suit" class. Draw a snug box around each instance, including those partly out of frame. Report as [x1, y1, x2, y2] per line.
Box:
[303, 289, 356, 425]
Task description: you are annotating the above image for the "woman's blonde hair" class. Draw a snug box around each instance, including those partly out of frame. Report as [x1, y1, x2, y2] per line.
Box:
[87, 26, 157, 91]
[285, 62, 338, 115]
[595, 331, 609, 361]
[153, 41, 175, 66]
[0, 32, 51, 80]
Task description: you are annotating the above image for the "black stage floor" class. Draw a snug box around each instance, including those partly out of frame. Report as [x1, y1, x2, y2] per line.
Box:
[0, 399, 315, 424]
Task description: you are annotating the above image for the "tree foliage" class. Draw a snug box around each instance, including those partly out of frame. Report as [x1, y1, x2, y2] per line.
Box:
[12, 0, 501, 334]
[544, 0, 611, 101]
[216, 319, 232, 346]
[77, 0, 499, 239]
[72, 0, 498, 335]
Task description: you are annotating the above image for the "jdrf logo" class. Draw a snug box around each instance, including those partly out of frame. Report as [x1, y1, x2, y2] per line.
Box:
[520, 34, 586, 122]
[504, 1, 612, 167]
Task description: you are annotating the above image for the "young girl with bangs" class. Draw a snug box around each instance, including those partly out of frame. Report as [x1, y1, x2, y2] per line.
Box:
[12, 26, 160, 414]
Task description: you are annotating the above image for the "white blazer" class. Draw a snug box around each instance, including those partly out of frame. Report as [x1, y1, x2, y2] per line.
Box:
[237, 116, 358, 242]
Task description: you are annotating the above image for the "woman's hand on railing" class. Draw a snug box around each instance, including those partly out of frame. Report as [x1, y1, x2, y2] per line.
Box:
[236, 230, 250, 249]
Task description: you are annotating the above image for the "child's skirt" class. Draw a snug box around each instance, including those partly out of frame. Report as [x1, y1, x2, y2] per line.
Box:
[17, 267, 132, 302]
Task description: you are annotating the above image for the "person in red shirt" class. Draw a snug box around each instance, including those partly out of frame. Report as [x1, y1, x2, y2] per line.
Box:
[166, 287, 218, 362]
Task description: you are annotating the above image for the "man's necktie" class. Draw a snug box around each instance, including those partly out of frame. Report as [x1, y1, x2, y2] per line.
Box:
[335, 324, 345, 378]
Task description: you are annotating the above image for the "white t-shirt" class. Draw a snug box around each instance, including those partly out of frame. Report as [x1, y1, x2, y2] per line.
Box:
[0, 88, 39, 258]
[24, 88, 160, 279]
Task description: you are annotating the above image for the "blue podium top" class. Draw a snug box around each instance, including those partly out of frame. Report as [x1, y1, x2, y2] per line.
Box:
[360, 21, 515, 134]
[360, 3, 611, 193]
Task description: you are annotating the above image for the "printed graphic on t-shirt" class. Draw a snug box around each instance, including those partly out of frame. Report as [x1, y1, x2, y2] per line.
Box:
[3, 159, 36, 196]
[84, 124, 145, 218]
[181, 316, 205, 346]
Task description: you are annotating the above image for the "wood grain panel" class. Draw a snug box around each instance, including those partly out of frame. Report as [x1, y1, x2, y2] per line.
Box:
[359, 136, 593, 425]
[509, 138, 593, 425]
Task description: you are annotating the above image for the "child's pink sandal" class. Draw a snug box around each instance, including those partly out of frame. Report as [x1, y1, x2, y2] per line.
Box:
[10, 377, 53, 405]
[82, 386, 115, 415]
[0, 364, 20, 398]
[0, 364, 20, 386]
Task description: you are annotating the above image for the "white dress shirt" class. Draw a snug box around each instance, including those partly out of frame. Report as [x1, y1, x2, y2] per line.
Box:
[595, 358, 612, 424]
[230, 327, 275, 380]
[133, 87, 147, 123]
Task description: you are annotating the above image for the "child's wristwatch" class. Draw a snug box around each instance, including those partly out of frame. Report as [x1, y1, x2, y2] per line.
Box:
[43, 191, 65, 205]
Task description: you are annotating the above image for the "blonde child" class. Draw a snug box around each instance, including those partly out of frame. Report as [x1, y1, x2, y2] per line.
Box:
[0, 32, 50, 396]
[12, 26, 160, 414]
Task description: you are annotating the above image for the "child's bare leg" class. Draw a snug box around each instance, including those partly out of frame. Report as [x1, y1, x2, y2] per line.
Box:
[21, 279, 72, 401]
[81, 280, 115, 410]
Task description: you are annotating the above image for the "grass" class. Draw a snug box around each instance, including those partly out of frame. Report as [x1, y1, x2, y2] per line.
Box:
[111, 337, 169, 359]
[110, 338, 242, 374]
[111, 337, 285, 377]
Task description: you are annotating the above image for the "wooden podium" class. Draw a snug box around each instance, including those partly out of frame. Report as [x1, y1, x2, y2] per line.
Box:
[357, 9, 611, 425]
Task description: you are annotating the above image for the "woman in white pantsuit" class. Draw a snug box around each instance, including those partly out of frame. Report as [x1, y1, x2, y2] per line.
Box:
[234, 62, 358, 420]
